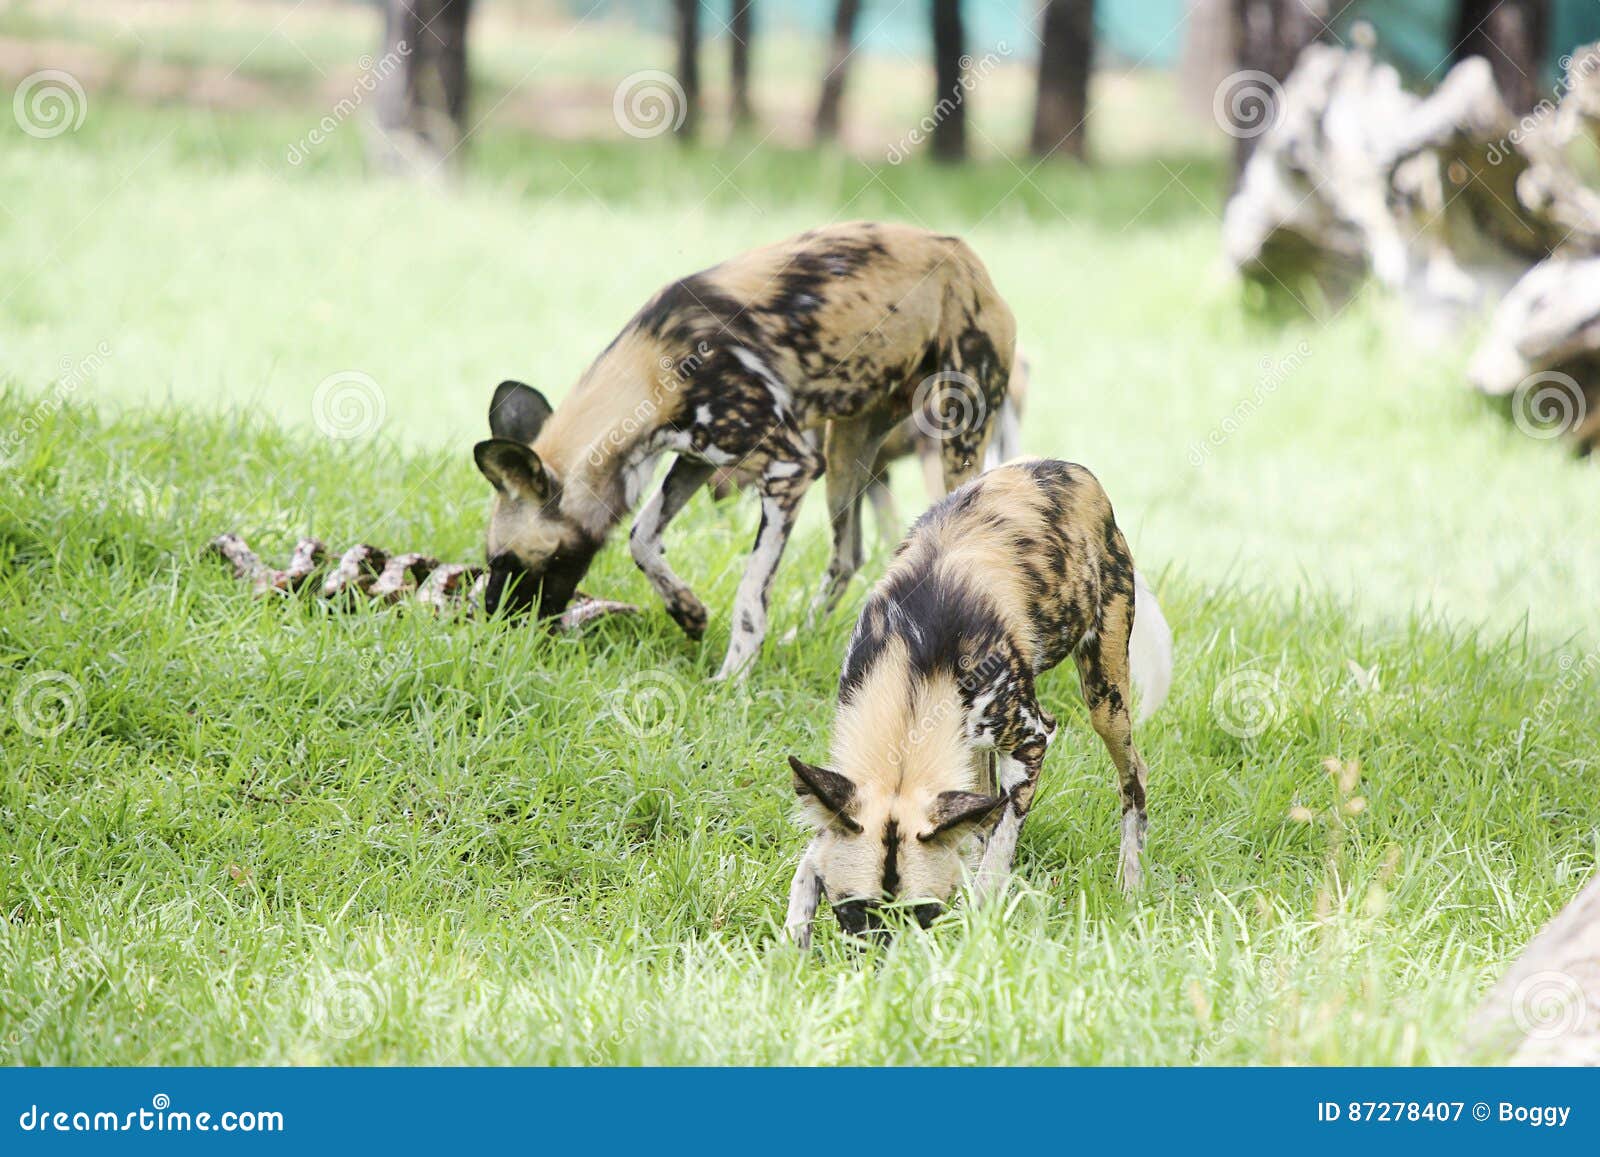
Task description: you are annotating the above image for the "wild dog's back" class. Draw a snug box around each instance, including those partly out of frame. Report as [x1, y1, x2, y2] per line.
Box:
[847, 459, 1132, 690]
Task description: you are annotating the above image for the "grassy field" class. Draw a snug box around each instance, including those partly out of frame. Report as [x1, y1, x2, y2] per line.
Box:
[2, 15, 1599, 1064]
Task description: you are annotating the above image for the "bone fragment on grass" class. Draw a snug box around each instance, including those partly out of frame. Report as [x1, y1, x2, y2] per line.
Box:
[210, 533, 636, 629]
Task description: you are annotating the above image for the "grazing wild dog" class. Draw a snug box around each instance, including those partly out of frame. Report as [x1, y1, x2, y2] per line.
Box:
[784, 459, 1173, 946]
[474, 221, 1016, 679]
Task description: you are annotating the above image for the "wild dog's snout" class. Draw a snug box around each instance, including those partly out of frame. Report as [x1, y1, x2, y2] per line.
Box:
[831, 899, 945, 943]
[483, 554, 536, 618]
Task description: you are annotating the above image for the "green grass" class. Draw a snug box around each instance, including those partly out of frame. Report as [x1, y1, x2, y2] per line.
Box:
[1, 73, 1598, 1064]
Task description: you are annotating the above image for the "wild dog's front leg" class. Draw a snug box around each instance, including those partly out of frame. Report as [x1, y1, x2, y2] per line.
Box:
[973, 706, 1055, 903]
[784, 837, 824, 950]
[715, 424, 821, 681]
[630, 456, 716, 639]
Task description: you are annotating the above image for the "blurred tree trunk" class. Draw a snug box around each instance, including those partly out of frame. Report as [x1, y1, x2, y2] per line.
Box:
[1030, 0, 1094, 159]
[815, 0, 862, 141]
[1230, 0, 1324, 179]
[674, 0, 702, 139]
[1453, 0, 1548, 114]
[374, 0, 476, 174]
[931, 0, 967, 162]
[731, 0, 755, 127]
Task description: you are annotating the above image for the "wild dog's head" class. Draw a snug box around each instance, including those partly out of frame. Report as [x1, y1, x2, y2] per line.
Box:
[474, 380, 601, 619]
[788, 754, 1003, 941]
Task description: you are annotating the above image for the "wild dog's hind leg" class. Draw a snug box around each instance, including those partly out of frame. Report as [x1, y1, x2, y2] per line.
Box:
[630, 456, 716, 639]
[934, 340, 1010, 494]
[808, 409, 897, 622]
[1074, 580, 1151, 891]
[715, 420, 821, 681]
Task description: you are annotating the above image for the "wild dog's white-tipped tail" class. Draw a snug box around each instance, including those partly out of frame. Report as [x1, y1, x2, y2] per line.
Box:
[1130, 570, 1173, 724]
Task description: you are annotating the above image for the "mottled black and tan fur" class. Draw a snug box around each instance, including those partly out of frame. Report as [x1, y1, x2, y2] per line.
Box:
[785, 459, 1173, 946]
[473, 221, 1017, 679]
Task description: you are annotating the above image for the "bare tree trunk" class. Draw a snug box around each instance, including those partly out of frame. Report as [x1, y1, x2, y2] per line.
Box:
[1230, 0, 1324, 178]
[931, 0, 967, 162]
[434, 0, 473, 130]
[674, 0, 701, 140]
[731, 0, 755, 127]
[374, 0, 475, 174]
[1453, 0, 1548, 115]
[1030, 0, 1094, 160]
[814, 0, 862, 141]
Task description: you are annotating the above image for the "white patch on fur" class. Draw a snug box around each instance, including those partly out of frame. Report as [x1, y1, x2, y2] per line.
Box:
[731, 346, 792, 409]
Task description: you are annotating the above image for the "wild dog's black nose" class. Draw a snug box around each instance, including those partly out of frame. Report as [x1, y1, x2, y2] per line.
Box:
[833, 899, 889, 942]
[913, 902, 944, 930]
[485, 555, 535, 618]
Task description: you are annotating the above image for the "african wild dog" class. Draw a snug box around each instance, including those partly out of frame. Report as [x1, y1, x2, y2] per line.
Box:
[784, 459, 1173, 946]
[474, 221, 1017, 679]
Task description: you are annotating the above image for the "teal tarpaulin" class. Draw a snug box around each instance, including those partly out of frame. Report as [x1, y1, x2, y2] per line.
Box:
[583, 1, 1600, 76]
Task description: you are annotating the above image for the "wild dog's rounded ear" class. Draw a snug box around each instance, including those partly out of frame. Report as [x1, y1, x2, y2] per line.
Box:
[474, 438, 553, 503]
[488, 380, 553, 444]
[919, 790, 1005, 842]
[789, 755, 862, 833]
